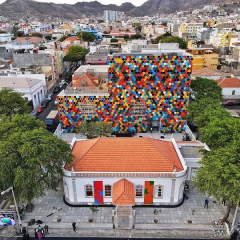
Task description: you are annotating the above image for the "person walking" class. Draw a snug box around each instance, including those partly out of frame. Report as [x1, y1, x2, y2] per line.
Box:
[44, 224, 48, 235]
[37, 230, 42, 240]
[204, 198, 209, 209]
[38, 225, 42, 231]
[72, 222, 76, 232]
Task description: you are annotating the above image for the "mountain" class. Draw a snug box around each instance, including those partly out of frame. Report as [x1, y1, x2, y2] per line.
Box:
[0, 0, 231, 19]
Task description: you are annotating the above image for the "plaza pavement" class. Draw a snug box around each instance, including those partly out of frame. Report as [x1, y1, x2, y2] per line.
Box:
[1, 181, 228, 239]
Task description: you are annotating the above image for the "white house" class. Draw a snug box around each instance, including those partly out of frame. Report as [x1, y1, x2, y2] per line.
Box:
[0, 77, 45, 109]
[63, 137, 188, 207]
[216, 77, 240, 97]
[0, 33, 12, 43]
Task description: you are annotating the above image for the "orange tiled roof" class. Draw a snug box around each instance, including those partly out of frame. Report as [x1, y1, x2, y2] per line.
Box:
[72, 72, 99, 87]
[63, 36, 79, 42]
[112, 179, 135, 205]
[216, 77, 240, 88]
[66, 137, 183, 172]
[192, 67, 221, 77]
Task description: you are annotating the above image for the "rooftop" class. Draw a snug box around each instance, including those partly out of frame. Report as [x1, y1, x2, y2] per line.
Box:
[179, 146, 204, 158]
[66, 137, 183, 173]
[216, 77, 240, 88]
[0, 77, 41, 88]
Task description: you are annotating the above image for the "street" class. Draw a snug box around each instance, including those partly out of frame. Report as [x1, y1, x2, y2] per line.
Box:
[15, 237, 220, 240]
[37, 84, 67, 122]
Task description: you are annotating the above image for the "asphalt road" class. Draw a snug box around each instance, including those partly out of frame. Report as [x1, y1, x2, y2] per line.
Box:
[15, 238, 221, 240]
[38, 84, 68, 122]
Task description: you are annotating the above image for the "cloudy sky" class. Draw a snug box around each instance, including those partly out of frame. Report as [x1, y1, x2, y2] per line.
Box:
[0, 0, 146, 6]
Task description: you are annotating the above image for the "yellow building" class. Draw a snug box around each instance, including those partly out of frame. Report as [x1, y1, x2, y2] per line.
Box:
[186, 48, 219, 70]
[220, 32, 233, 47]
[179, 22, 203, 34]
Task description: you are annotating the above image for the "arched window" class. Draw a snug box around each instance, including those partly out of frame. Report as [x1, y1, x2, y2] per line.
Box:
[135, 185, 143, 197]
[105, 185, 112, 197]
[85, 184, 93, 197]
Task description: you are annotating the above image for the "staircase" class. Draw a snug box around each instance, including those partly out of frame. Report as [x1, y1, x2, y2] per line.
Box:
[113, 206, 135, 230]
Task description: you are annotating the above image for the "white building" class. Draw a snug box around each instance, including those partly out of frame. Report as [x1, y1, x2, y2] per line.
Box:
[0, 33, 12, 43]
[104, 10, 118, 22]
[63, 137, 188, 206]
[216, 77, 240, 97]
[0, 76, 45, 108]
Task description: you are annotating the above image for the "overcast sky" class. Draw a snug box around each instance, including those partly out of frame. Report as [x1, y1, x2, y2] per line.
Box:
[0, 0, 146, 6]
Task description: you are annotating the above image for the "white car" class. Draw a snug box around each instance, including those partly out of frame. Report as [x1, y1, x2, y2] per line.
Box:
[58, 80, 67, 88]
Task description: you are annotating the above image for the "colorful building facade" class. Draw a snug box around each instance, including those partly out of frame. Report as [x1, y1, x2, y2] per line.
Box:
[57, 54, 192, 133]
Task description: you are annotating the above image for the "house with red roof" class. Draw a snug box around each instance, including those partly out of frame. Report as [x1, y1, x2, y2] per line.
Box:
[216, 77, 240, 97]
[63, 137, 187, 207]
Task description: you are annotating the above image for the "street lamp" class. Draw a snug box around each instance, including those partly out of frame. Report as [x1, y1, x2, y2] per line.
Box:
[1, 186, 22, 233]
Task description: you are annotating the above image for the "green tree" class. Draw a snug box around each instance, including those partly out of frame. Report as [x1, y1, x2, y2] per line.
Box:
[17, 31, 24, 37]
[161, 22, 168, 26]
[63, 46, 89, 62]
[98, 19, 104, 23]
[0, 31, 7, 33]
[0, 114, 73, 202]
[77, 31, 97, 42]
[52, 37, 57, 40]
[12, 25, 19, 38]
[0, 88, 30, 117]
[110, 38, 118, 43]
[59, 35, 68, 42]
[152, 32, 172, 44]
[187, 97, 221, 123]
[135, 25, 142, 32]
[45, 35, 52, 40]
[78, 121, 112, 139]
[200, 118, 240, 149]
[191, 77, 223, 101]
[159, 36, 187, 49]
[123, 34, 130, 41]
[193, 142, 240, 223]
[31, 33, 43, 38]
[131, 34, 142, 39]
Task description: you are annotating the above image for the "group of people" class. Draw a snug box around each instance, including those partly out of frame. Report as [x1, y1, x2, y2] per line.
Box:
[35, 225, 48, 239]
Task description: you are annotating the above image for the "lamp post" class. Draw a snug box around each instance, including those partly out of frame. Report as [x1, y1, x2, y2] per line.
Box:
[1, 187, 22, 234]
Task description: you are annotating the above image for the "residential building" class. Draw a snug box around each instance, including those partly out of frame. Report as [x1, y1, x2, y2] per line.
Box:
[192, 67, 223, 79]
[216, 77, 240, 97]
[0, 76, 45, 108]
[186, 48, 219, 70]
[0, 33, 12, 43]
[104, 10, 118, 22]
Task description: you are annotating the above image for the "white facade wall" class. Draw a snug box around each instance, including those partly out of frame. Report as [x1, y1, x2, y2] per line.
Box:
[63, 174, 186, 205]
[0, 33, 12, 43]
[222, 87, 240, 96]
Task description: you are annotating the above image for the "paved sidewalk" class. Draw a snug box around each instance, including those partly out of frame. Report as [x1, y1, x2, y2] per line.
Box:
[0, 181, 230, 239]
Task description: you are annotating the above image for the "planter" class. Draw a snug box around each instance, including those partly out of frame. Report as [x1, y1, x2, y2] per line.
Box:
[88, 219, 93, 223]
[154, 219, 159, 223]
[57, 219, 61, 222]
[188, 220, 193, 224]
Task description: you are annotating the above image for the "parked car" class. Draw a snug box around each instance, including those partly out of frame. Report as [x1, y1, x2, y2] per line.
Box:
[46, 93, 53, 101]
[36, 105, 44, 113]
[222, 100, 237, 106]
[53, 86, 61, 93]
[58, 80, 67, 88]
[41, 99, 49, 108]
[30, 111, 38, 119]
